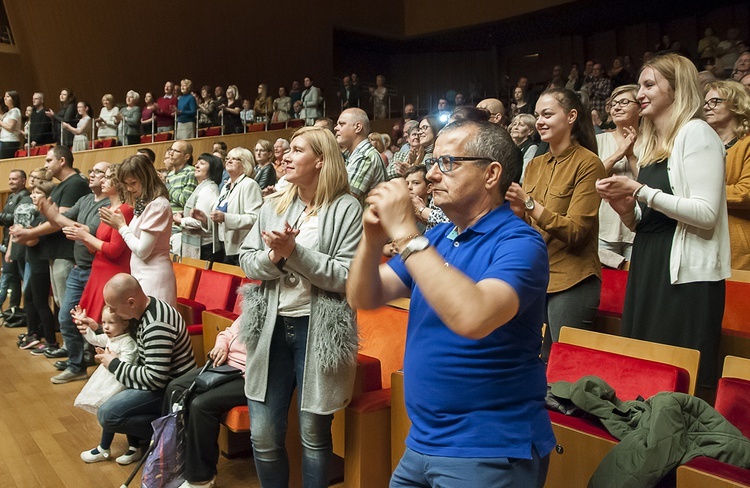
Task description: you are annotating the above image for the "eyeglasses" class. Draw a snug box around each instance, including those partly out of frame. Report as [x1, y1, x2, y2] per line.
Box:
[609, 98, 638, 109]
[89, 169, 105, 176]
[424, 156, 493, 174]
[418, 126, 430, 132]
[704, 98, 726, 110]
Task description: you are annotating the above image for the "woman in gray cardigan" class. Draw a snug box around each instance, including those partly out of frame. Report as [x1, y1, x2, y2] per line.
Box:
[239, 126, 362, 488]
[205, 146, 263, 265]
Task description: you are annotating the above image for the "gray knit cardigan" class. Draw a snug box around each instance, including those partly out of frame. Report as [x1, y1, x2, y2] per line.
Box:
[238, 193, 362, 414]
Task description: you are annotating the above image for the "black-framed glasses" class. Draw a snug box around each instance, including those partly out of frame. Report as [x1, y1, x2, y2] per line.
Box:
[704, 97, 726, 110]
[609, 98, 638, 109]
[88, 169, 105, 176]
[424, 156, 493, 174]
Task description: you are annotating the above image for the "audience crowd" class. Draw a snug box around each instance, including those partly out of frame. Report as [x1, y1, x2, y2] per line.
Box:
[0, 27, 749, 485]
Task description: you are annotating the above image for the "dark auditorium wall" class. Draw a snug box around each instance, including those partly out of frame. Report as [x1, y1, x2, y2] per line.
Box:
[402, 0, 575, 37]
[0, 0, 402, 112]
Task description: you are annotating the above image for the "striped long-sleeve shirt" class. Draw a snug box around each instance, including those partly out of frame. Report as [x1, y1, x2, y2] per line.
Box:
[108, 297, 195, 391]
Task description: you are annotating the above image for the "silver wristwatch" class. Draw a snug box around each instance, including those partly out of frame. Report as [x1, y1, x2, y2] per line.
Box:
[400, 236, 430, 262]
[524, 196, 536, 211]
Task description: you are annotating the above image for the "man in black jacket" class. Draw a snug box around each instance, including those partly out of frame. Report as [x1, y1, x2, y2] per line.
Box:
[28, 93, 54, 147]
[0, 170, 31, 311]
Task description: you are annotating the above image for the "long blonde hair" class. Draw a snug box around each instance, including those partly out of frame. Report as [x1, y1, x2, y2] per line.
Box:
[705, 80, 750, 141]
[271, 127, 350, 215]
[639, 53, 704, 166]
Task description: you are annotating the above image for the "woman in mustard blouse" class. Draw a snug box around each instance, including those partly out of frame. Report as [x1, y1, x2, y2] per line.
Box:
[506, 87, 606, 359]
[704, 79, 750, 270]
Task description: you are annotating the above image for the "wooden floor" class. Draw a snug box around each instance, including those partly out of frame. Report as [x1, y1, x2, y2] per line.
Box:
[0, 324, 318, 488]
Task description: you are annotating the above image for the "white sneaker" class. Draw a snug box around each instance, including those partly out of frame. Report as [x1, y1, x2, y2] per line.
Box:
[178, 477, 216, 488]
[80, 445, 110, 463]
[115, 446, 142, 465]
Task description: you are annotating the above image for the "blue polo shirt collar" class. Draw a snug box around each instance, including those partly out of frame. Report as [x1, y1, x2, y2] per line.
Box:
[446, 202, 511, 241]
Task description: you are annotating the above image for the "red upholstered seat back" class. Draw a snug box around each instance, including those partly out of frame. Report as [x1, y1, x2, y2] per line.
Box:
[357, 307, 409, 389]
[194, 270, 240, 311]
[599, 269, 628, 317]
[547, 342, 689, 400]
[714, 377, 750, 439]
[232, 278, 260, 315]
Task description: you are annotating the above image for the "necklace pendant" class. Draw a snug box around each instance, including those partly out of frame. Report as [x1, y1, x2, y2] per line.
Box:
[284, 272, 300, 287]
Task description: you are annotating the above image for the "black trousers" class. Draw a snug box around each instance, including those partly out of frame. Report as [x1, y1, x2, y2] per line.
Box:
[163, 368, 246, 482]
[25, 258, 57, 344]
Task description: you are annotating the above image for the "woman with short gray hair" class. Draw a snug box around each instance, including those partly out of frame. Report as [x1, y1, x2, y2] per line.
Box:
[116, 90, 141, 146]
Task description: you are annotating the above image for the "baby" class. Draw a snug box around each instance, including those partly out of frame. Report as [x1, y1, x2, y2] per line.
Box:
[73, 305, 140, 465]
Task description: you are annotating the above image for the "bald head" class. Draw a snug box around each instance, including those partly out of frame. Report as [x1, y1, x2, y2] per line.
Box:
[335, 108, 371, 152]
[104, 273, 147, 320]
[477, 98, 506, 125]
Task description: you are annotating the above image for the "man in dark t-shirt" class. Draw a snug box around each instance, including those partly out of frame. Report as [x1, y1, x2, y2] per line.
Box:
[11, 146, 90, 353]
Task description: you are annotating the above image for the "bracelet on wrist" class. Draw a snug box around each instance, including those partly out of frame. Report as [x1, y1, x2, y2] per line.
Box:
[390, 233, 420, 254]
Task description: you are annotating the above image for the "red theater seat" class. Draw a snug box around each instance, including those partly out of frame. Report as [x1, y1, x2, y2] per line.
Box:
[544, 327, 699, 488]
[677, 356, 750, 487]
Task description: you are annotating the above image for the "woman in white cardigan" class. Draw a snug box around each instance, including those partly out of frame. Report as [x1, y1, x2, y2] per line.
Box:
[174, 153, 222, 260]
[596, 53, 730, 392]
[195, 146, 262, 265]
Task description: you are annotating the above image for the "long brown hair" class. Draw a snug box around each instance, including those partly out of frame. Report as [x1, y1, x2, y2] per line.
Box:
[117, 154, 169, 206]
[540, 87, 598, 154]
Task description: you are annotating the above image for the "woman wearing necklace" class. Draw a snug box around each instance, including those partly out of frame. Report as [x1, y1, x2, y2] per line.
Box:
[239, 127, 362, 488]
[174, 153, 223, 260]
[195, 147, 262, 265]
[99, 154, 176, 306]
[597, 84, 641, 261]
[704, 80, 750, 270]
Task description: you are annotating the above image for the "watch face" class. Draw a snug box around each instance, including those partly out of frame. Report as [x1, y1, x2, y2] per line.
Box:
[525, 197, 535, 210]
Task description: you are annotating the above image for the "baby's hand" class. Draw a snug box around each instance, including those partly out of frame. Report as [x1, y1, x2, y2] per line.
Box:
[71, 305, 88, 323]
[71, 306, 99, 332]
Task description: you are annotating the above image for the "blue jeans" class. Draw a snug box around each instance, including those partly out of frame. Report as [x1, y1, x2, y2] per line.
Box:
[59, 266, 90, 374]
[98, 388, 165, 444]
[390, 447, 549, 488]
[248, 316, 334, 488]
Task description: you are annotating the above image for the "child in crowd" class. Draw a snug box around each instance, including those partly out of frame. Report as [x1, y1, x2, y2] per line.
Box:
[15, 180, 57, 352]
[73, 305, 139, 464]
[406, 164, 432, 234]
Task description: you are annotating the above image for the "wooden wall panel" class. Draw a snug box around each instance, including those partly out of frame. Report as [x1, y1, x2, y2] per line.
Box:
[0, 0, 403, 118]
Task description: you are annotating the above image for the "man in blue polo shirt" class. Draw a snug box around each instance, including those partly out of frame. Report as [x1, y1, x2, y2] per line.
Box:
[348, 119, 554, 487]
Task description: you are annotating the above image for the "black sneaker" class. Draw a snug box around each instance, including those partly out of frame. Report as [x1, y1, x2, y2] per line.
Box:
[16, 333, 28, 346]
[19, 335, 40, 350]
[44, 346, 69, 359]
